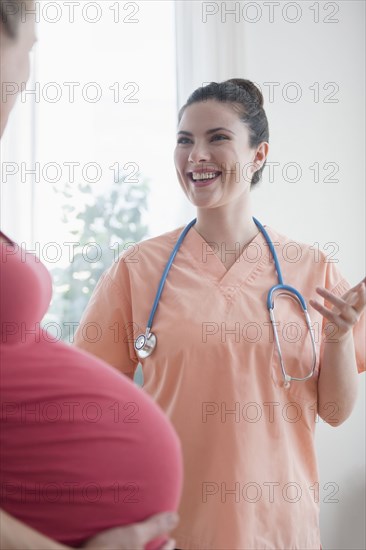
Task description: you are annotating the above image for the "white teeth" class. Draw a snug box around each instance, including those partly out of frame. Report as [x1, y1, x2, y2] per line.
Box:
[192, 172, 219, 181]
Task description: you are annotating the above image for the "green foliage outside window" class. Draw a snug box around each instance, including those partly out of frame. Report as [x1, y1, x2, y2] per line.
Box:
[44, 170, 150, 348]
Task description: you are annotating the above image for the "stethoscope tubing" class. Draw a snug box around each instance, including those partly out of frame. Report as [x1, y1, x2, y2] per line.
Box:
[134, 216, 317, 384]
[147, 219, 197, 329]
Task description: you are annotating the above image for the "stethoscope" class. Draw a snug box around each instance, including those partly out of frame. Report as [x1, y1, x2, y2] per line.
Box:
[134, 217, 317, 386]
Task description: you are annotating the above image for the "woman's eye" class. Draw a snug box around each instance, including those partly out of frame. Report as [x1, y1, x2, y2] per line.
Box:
[211, 134, 229, 141]
[177, 137, 192, 145]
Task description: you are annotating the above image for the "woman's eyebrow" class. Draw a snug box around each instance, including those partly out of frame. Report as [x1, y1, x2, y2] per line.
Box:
[207, 127, 235, 135]
[177, 127, 235, 136]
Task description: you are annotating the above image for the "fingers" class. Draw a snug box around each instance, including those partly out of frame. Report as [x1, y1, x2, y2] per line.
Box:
[309, 279, 366, 336]
[311, 290, 357, 325]
[316, 287, 359, 325]
[314, 287, 348, 310]
[136, 512, 178, 545]
[309, 299, 352, 331]
[160, 539, 177, 550]
[352, 276, 366, 290]
[313, 285, 365, 319]
[345, 277, 366, 301]
[82, 512, 179, 550]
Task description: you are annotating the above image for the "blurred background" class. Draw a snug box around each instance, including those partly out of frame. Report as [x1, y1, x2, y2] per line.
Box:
[0, 1, 365, 548]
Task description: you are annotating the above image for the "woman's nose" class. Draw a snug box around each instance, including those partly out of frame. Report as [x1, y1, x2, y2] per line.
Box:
[188, 142, 210, 164]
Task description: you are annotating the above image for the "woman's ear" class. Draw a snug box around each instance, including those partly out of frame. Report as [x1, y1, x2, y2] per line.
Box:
[253, 142, 269, 171]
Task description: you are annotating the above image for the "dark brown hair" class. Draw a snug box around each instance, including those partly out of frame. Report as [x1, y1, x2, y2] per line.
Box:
[0, 0, 22, 39]
[178, 79, 269, 187]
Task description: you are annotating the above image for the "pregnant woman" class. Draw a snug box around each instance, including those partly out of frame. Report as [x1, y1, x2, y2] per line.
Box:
[0, 1, 182, 549]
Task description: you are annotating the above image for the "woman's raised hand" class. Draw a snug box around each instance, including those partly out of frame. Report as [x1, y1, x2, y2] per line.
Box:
[310, 276, 366, 341]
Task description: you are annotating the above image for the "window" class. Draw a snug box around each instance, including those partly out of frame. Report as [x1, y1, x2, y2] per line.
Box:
[1, 1, 180, 342]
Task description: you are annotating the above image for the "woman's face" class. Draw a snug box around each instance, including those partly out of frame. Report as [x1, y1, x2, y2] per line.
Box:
[0, 1, 37, 136]
[174, 99, 267, 209]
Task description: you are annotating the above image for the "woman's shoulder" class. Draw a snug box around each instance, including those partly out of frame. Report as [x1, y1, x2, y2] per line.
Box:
[265, 225, 329, 262]
[104, 225, 186, 287]
[265, 224, 312, 247]
[1, 233, 53, 343]
[136, 225, 186, 253]
[266, 224, 348, 292]
[116, 225, 185, 266]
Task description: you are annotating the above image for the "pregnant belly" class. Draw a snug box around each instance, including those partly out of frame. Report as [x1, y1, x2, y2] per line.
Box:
[0, 336, 183, 548]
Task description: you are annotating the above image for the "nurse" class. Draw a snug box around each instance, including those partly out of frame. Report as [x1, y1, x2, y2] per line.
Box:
[75, 79, 366, 549]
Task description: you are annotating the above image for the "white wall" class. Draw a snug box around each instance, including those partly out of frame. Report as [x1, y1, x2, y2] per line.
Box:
[175, 1, 365, 548]
[243, 5, 365, 547]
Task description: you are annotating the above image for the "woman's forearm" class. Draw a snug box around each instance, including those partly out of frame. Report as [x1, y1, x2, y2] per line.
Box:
[0, 509, 70, 550]
[317, 331, 358, 426]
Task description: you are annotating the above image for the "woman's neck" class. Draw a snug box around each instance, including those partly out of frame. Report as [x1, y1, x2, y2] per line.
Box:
[193, 195, 259, 270]
[194, 196, 258, 250]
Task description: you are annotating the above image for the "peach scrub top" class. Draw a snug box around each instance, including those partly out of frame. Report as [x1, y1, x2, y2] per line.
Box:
[74, 224, 365, 550]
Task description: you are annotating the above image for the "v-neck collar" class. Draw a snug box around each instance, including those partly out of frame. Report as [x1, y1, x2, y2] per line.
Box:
[180, 224, 271, 288]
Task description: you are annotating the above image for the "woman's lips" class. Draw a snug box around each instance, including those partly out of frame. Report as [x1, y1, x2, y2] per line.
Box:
[188, 172, 222, 187]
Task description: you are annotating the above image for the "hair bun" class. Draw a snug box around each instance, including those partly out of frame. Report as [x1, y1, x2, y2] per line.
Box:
[226, 78, 264, 108]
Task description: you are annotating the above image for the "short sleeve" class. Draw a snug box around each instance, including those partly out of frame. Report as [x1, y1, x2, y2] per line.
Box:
[319, 259, 365, 374]
[74, 263, 139, 376]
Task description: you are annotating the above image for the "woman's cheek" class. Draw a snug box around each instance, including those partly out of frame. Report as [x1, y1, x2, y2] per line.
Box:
[174, 147, 183, 162]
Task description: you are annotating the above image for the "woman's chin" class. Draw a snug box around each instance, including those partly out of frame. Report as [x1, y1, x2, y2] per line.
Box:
[189, 197, 218, 210]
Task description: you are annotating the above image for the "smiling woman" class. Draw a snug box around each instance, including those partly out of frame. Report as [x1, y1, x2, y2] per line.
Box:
[177, 78, 269, 185]
[174, 80, 269, 270]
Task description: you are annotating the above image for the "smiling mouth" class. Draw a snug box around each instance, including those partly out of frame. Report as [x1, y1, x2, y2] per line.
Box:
[188, 171, 222, 187]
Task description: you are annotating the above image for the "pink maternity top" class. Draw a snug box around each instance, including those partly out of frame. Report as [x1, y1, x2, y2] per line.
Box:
[0, 232, 183, 549]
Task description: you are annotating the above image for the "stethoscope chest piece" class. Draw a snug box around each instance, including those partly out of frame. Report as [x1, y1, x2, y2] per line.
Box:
[135, 330, 157, 359]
